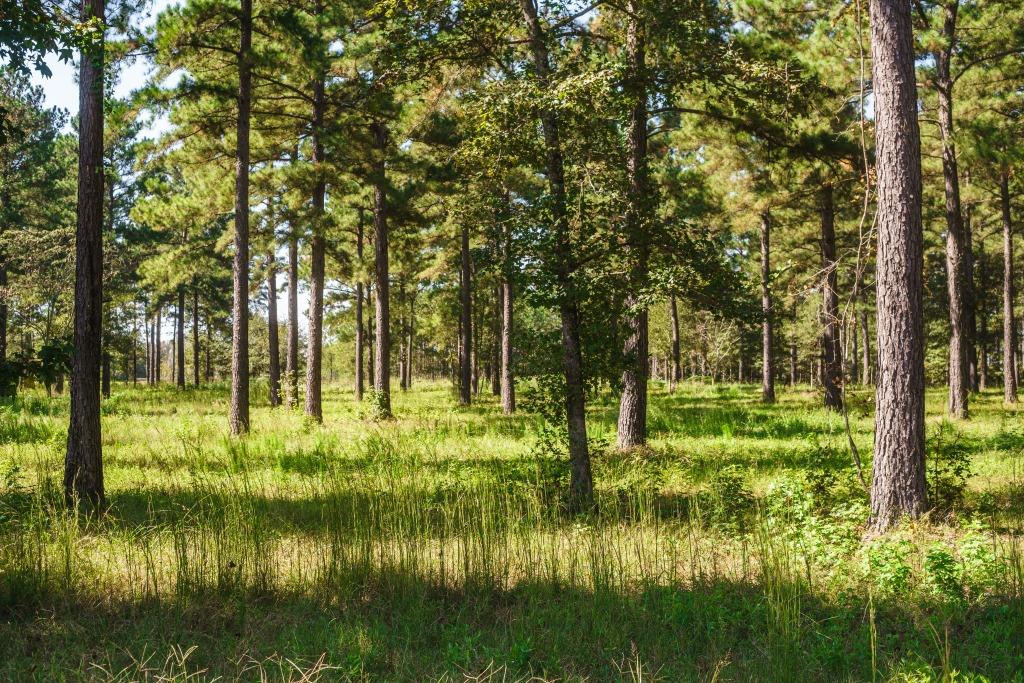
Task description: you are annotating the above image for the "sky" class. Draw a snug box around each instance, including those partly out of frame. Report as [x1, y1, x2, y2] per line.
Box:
[28, 0, 310, 339]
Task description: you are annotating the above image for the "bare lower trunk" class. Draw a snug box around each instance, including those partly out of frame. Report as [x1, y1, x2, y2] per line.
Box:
[205, 320, 211, 382]
[965, 203, 979, 391]
[868, 0, 928, 529]
[286, 235, 299, 408]
[176, 287, 185, 389]
[935, 12, 969, 419]
[355, 214, 365, 401]
[405, 295, 414, 389]
[760, 211, 775, 403]
[491, 285, 501, 396]
[372, 121, 392, 417]
[156, 306, 161, 383]
[267, 258, 281, 407]
[789, 341, 797, 387]
[669, 297, 681, 387]
[305, 75, 326, 422]
[501, 272, 515, 414]
[616, 2, 651, 449]
[519, 0, 592, 505]
[459, 223, 472, 405]
[367, 285, 375, 390]
[1001, 170, 1017, 403]
[861, 309, 871, 384]
[229, 0, 252, 435]
[65, 0, 105, 509]
[0, 259, 6, 364]
[820, 185, 843, 410]
[131, 308, 138, 385]
[192, 287, 200, 387]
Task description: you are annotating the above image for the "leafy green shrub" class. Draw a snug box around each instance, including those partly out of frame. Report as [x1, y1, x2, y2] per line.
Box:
[364, 388, 392, 421]
[864, 538, 914, 598]
[928, 422, 972, 518]
[924, 544, 962, 601]
[706, 465, 754, 531]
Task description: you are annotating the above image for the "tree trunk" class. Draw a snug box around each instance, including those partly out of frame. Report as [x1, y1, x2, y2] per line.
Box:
[0, 258, 6, 364]
[192, 287, 200, 387]
[372, 121, 392, 417]
[367, 284, 375, 390]
[760, 211, 775, 403]
[267, 257, 281, 407]
[205, 318, 211, 382]
[229, 0, 252, 435]
[156, 306, 162, 383]
[176, 287, 186, 389]
[286, 234, 299, 408]
[934, 8, 970, 419]
[519, 0, 593, 506]
[501, 268, 515, 414]
[965, 201, 979, 391]
[860, 309, 871, 384]
[65, 0, 105, 509]
[868, 0, 928, 529]
[355, 211, 365, 401]
[405, 293, 415, 390]
[305, 74, 327, 423]
[1001, 170, 1017, 403]
[491, 285, 501, 396]
[616, 1, 651, 449]
[669, 297, 681, 389]
[459, 223, 472, 405]
[789, 340, 797, 387]
[820, 184, 843, 410]
[131, 309, 138, 386]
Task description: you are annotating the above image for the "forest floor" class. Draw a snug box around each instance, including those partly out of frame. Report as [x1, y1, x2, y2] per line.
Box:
[1, 380, 1023, 681]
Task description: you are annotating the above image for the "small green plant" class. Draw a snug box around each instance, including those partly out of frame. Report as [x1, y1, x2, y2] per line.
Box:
[365, 388, 392, 421]
[864, 538, 914, 598]
[707, 465, 754, 531]
[928, 422, 972, 518]
[924, 543, 962, 602]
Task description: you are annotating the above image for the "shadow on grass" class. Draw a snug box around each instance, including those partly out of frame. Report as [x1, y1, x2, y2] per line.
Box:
[1, 565, 1022, 681]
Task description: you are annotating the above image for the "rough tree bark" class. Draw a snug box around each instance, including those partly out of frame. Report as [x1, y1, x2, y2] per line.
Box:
[0, 254, 7, 363]
[965, 202, 979, 391]
[820, 184, 843, 410]
[267, 257, 281, 407]
[491, 285, 501, 396]
[156, 305, 161, 383]
[459, 223, 472, 405]
[1001, 170, 1017, 403]
[405, 293, 414, 390]
[176, 287, 185, 389]
[760, 211, 775, 403]
[286, 234, 299, 408]
[519, 0, 593, 505]
[355, 210, 365, 401]
[500, 210, 515, 414]
[616, 1, 651, 449]
[669, 297, 681, 388]
[192, 287, 200, 387]
[305, 73, 326, 422]
[229, 0, 252, 435]
[860, 309, 871, 384]
[869, 0, 928, 528]
[934, 1, 970, 418]
[372, 121, 392, 417]
[65, 0, 105, 509]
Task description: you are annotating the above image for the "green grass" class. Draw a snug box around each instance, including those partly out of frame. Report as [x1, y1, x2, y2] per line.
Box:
[1, 379, 1023, 681]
